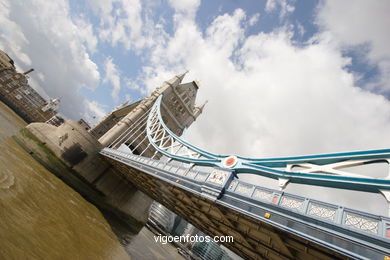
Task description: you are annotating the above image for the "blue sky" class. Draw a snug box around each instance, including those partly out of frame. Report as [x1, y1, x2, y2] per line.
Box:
[0, 0, 387, 121]
[1, 0, 390, 214]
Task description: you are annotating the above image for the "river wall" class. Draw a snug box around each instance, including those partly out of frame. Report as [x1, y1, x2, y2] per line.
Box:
[13, 120, 153, 233]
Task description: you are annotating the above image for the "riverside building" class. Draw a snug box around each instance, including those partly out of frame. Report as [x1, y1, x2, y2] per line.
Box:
[0, 50, 59, 123]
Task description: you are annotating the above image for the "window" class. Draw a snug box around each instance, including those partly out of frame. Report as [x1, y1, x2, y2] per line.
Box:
[178, 106, 185, 115]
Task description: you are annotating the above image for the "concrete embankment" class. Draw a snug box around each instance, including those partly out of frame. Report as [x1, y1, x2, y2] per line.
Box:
[13, 123, 151, 234]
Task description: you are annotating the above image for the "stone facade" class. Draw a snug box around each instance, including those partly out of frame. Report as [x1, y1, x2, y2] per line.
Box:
[99, 71, 205, 159]
[0, 50, 59, 123]
[0, 50, 15, 70]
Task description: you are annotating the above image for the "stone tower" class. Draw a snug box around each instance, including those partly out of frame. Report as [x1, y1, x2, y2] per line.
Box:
[97, 72, 205, 158]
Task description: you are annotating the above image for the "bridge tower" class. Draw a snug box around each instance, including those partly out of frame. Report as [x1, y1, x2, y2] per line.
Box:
[98, 72, 205, 158]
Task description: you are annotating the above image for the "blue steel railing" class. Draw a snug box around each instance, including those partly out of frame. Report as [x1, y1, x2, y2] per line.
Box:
[101, 148, 390, 241]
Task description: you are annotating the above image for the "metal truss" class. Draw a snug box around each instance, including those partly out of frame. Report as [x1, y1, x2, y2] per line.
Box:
[101, 148, 390, 259]
[146, 95, 390, 198]
[146, 95, 221, 164]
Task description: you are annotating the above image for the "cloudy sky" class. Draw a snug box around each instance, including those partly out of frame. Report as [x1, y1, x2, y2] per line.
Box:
[1, 0, 390, 214]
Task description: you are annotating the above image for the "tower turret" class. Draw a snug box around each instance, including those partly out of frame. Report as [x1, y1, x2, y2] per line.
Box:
[98, 72, 202, 156]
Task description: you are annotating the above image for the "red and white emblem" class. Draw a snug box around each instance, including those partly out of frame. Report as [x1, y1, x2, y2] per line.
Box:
[223, 156, 238, 168]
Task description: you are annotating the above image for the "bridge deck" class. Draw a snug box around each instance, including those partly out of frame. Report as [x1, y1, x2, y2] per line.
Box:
[101, 148, 390, 260]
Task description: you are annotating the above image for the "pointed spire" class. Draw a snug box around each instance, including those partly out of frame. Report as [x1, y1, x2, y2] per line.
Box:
[200, 100, 208, 110]
[198, 100, 208, 114]
[176, 70, 189, 83]
[194, 100, 208, 118]
[164, 71, 188, 88]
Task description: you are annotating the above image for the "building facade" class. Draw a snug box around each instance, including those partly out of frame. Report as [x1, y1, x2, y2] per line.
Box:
[0, 50, 15, 70]
[0, 50, 59, 123]
[148, 201, 176, 232]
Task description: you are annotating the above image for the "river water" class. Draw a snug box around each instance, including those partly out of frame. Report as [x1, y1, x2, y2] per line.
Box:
[0, 102, 182, 260]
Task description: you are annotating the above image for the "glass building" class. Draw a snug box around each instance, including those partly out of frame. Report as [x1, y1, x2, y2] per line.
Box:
[148, 201, 176, 232]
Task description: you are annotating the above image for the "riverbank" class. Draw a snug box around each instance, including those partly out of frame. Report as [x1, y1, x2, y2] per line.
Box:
[0, 101, 184, 259]
[0, 102, 130, 259]
[13, 127, 144, 234]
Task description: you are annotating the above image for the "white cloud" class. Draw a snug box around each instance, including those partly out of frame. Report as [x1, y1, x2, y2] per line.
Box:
[0, 0, 100, 119]
[295, 22, 305, 37]
[142, 9, 390, 158]
[206, 9, 246, 57]
[265, 0, 295, 19]
[0, 1, 31, 67]
[84, 100, 107, 125]
[87, 0, 167, 52]
[74, 18, 98, 53]
[168, 0, 200, 12]
[124, 77, 146, 96]
[316, 0, 390, 92]
[248, 13, 260, 26]
[103, 57, 121, 102]
[136, 6, 390, 215]
[168, 0, 200, 21]
[265, 0, 277, 12]
[87, 0, 138, 49]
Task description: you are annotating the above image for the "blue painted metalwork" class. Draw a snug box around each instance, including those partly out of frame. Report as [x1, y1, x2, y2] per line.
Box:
[146, 95, 390, 194]
[100, 148, 390, 259]
[102, 92, 390, 259]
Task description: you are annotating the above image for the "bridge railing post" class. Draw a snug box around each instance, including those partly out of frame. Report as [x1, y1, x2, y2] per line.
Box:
[383, 220, 390, 239]
[335, 206, 344, 225]
[302, 198, 310, 215]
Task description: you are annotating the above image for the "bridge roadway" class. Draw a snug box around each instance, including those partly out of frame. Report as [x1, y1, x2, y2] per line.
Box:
[101, 148, 390, 260]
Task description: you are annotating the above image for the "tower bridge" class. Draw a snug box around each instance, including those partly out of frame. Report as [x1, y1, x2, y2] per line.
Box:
[17, 72, 390, 259]
[96, 73, 390, 260]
